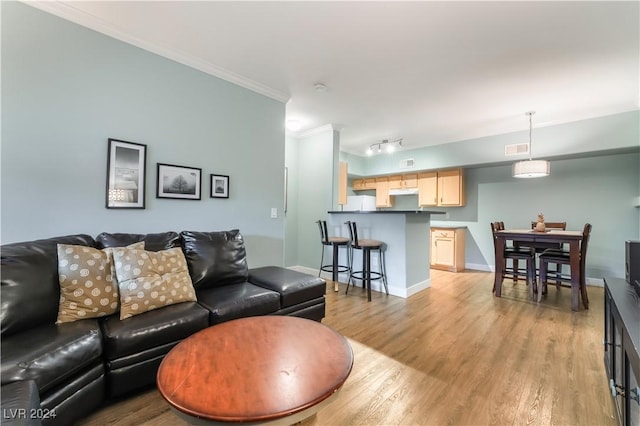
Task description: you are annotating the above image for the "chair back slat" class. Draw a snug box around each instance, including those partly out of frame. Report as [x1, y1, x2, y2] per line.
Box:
[580, 223, 592, 267]
[316, 220, 329, 244]
[345, 221, 359, 248]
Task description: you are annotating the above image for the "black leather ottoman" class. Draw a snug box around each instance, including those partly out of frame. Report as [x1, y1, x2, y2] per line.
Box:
[1, 380, 42, 426]
[248, 267, 326, 321]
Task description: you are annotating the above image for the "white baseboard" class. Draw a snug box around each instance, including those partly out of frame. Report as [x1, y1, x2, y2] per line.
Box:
[287, 265, 605, 293]
[465, 263, 493, 272]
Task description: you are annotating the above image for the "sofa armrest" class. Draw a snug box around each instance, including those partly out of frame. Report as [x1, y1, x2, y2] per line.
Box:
[1, 380, 42, 426]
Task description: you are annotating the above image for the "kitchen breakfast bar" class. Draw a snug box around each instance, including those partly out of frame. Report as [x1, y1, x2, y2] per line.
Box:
[327, 210, 445, 298]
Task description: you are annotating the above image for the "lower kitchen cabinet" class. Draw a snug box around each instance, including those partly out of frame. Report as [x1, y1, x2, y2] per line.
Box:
[430, 227, 466, 272]
[604, 277, 640, 426]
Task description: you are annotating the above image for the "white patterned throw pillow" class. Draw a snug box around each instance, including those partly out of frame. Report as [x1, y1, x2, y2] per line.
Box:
[113, 247, 197, 320]
[56, 242, 144, 324]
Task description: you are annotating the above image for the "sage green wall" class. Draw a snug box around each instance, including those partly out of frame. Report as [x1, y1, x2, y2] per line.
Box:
[362, 111, 639, 175]
[284, 135, 300, 267]
[1, 2, 286, 267]
[342, 110, 639, 280]
[284, 129, 338, 269]
[434, 153, 639, 280]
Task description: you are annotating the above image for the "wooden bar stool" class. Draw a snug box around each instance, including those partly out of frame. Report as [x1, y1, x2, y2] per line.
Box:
[344, 221, 388, 302]
[316, 220, 351, 292]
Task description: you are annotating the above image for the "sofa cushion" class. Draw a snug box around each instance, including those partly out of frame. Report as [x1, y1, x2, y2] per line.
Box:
[56, 242, 145, 324]
[181, 230, 249, 289]
[113, 247, 197, 319]
[248, 266, 326, 308]
[1, 235, 96, 337]
[99, 301, 209, 362]
[95, 232, 180, 252]
[196, 282, 280, 325]
[0, 320, 103, 393]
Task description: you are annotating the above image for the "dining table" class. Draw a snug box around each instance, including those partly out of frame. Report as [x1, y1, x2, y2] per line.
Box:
[493, 229, 587, 311]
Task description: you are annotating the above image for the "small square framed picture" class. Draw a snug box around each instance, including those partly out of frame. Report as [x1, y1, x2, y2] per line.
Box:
[210, 174, 229, 198]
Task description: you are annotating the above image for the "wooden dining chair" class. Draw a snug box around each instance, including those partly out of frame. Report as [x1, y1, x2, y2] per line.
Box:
[538, 223, 592, 308]
[490, 222, 537, 299]
[527, 221, 567, 251]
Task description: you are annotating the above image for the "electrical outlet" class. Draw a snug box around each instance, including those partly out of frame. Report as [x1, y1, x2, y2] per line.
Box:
[270, 208, 278, 219]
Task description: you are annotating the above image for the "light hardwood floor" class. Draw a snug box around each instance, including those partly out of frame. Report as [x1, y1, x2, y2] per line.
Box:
[78, 269, 616, 426]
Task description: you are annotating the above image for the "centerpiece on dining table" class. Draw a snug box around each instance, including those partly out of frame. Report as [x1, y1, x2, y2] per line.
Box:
[534, 213, 546, 232]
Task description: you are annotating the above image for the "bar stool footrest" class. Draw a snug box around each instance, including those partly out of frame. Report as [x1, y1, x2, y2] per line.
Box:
[320, 264, 351, 274]
[350, 271, 384, 282]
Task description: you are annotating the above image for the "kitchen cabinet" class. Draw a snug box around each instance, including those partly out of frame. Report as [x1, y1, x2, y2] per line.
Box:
[418, 169, 465, 207]
[437, 169, 464, 206]
[375, 177, 393, 207]
[338, 162, 348, 205]
[604, 277, 640, 426]
[418, 172, 438, 206]
[389, 174, 418, 190]
[353, 178, 376, 191]
[430, 227, 465, 272]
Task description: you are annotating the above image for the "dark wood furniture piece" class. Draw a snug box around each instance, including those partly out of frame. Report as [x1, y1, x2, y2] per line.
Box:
[344, 221, 388, 302]
[157, 316, 353, 425]
[490, 222, 536, 299]
[493, 229, 585, 311]
[316, 220, 351, 292]
[538, 223, 592, 306]
[527, 221, 568, 250]
[604, 277, 640, 426]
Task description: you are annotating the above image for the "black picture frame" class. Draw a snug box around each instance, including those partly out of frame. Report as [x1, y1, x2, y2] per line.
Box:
[210, 174, 229, 198]
[156, 163, 202, 200]
[106, 138, 147, 209]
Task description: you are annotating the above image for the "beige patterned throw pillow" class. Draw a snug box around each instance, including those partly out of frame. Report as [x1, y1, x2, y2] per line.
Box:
[56, 242, 145, 324]
[113, 247, 196, 320]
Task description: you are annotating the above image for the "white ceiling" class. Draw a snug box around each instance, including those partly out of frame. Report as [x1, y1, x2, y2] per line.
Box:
[30, 1, 639, 155]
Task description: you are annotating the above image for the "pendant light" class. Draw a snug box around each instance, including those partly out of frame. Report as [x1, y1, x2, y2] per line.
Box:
[512, 111, 550, 178]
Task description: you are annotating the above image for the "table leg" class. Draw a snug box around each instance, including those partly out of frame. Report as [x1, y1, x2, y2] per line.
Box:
[332, 244, 339, 292]
[569, 240, 581, 311]
[494, 236, 506, 297]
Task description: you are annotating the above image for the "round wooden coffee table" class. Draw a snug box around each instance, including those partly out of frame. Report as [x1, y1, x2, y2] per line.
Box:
[157, 316, 353, 425]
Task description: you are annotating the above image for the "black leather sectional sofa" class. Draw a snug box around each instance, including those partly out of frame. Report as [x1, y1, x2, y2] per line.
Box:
[0, 230, 325, 426]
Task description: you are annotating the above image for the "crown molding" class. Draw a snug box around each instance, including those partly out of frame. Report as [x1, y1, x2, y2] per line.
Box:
[296, 124, 343, 138]
[24, 1, 290, 103]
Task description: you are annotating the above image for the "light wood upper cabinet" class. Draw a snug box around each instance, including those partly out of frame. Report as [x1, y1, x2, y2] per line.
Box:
[354, 169, 463, 207]
[388, 175, 403, 190]
[389, 174, 418, 190]
[418, 169, 464, 207]
[375, 177, 393, 207]
[438, 169, 464, 206]
[338, 161, 348, 205]
[418, 172, 438, 206]
[402, 173, 418, 188]
[352, 178, 376, 191]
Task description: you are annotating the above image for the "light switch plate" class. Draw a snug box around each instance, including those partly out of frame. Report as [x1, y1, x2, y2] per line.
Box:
[270, 208, 278, 218]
